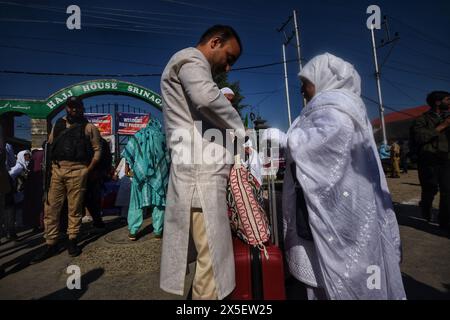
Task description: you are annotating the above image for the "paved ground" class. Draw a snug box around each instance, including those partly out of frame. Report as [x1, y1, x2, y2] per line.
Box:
[0, 170, 449, 300]
[0, 216, 193, 300]
[386, 171, 450, 299]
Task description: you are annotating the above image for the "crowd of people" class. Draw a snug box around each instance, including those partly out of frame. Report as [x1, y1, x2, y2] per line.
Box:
[0, 96, 171, 265]
[1, 24, 449, 300]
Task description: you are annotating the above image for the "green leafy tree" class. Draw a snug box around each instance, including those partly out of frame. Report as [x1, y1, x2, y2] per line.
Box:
[214, 73, 249, 117]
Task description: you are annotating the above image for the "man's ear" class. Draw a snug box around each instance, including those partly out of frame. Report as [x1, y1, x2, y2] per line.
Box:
[210, 37, 222, 49]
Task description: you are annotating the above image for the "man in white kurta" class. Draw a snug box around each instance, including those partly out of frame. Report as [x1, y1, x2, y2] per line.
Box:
[160, 25, 245, 300]
[283, 53, 406, 300]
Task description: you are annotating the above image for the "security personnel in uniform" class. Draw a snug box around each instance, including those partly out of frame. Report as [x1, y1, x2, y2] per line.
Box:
[411, 91, 450, 231]
[31, 96, 102, 263]
[390, 140, 401, 178]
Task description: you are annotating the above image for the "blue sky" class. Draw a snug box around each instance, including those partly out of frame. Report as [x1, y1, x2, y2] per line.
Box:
[1, 0, 449, 139]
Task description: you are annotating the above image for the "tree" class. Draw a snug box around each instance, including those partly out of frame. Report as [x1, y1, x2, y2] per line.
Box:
[214, 72, 249, 117]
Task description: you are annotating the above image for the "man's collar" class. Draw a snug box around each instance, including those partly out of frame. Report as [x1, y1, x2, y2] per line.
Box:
[427, 109, 441, 118]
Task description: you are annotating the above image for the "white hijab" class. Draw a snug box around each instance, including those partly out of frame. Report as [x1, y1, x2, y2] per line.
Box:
[299, 52, 361, 96]
[8, 149, 31, 183]
[16, 150, 31, 169]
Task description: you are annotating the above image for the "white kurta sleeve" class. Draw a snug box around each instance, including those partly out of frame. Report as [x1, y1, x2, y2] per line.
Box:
[178, 55, 244, 135]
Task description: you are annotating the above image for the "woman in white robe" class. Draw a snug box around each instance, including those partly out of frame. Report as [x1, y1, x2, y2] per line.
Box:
[283, 53, 406, 300]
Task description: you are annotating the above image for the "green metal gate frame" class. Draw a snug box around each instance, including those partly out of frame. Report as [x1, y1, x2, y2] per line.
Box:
[0, 79, 162, 119]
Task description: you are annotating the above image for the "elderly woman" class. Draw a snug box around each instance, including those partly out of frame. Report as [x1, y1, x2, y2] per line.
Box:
[282, 53, 406, 300]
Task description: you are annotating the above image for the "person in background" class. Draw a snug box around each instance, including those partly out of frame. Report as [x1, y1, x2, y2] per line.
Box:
[379, 143, 391, 160]
[84, 137, 112, 230]
[23, 147, 45, 232]
[5, 143, 16, 171]
[0, 125, 13, 245]
[6, 150, 32, 241]
[0, 125, 9, 276]
[411, 91, 450, 230]
[379, 142, 391, 173]
[243, 135, 263, 185]
[399, 140, 409, 174]
[31, 96, 102, 264]
[390, 140, 401, 178]
[113, 158, 132, 221]
[122, 119, 170, 241]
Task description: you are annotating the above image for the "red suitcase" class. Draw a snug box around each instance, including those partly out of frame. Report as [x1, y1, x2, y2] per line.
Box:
[231, 237, 286, 300]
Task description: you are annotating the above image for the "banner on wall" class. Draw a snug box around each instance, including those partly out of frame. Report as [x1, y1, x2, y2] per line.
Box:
[117, 112, 150, 135]
[85, 113, 112, 136]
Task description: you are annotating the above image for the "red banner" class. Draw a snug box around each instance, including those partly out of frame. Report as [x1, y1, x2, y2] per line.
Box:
[117, 112, 150, 135]
[85, 113, 112, 136]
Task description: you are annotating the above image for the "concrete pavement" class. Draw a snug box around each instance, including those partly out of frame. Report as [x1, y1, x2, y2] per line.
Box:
[0, 170, 449, 300]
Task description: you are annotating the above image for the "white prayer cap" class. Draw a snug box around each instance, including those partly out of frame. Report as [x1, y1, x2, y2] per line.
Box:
[220, 87, 235, 96]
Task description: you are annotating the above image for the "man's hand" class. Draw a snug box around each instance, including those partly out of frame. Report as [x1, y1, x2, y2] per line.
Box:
[444, 116, 450, 126]
[436, 116, 450, 133]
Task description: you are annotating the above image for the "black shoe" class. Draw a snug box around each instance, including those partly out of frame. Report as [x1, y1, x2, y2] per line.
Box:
[32, 227, 44, 234]
[419, 202, 431, 222]
[30, 244, 59, 264]
[6, 233, 20, 242]
[67, 239, 81, 257]
[92, 221, 106, 229]
[421, 211, 431, 222]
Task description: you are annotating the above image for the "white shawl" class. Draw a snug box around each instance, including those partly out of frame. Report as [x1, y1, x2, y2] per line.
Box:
[283, 53, 406, 300]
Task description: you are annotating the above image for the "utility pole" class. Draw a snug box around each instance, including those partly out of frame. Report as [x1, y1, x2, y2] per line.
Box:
[370, 24, 387, 146]
[277, 14, 295, 127]
[282, 31, 295, 126]
[370, 16, 399, 146]
[292, 9, 307, 109]
[293, 9, 302, 73]
[293, 10, 306, 107]
[278, 10, 306, 121]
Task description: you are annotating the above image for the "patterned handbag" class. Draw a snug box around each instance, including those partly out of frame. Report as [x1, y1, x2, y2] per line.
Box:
[227, 154, 271, 258]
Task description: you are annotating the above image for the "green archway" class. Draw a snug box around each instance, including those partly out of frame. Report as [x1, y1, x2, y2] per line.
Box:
[0, 79, 162, 119]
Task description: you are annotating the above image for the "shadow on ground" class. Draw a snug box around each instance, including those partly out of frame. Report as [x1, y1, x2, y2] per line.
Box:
[393, 202, 449, 239]
[38, 268, 105, 300]
[286, 274, 450, 300]
[402, 273, 450, 300]
[285, 276, 308, 300]
[0, 217, 126, 280]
